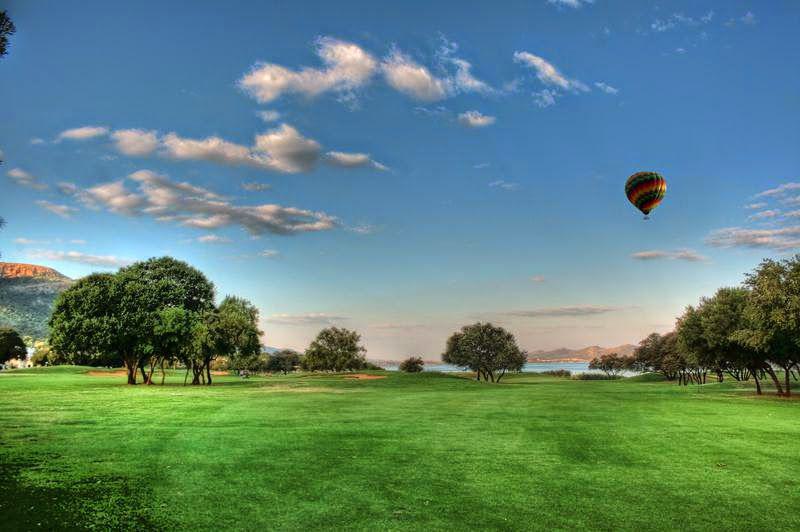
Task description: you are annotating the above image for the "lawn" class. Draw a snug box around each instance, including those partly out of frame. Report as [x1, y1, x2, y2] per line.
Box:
[0, 367, 798, 531]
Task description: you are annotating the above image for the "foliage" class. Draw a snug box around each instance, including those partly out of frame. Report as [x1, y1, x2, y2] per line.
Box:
[572, 372, 622, 380]
[588, 353, 626, 377]
[0, 326, 26, 364]
[442, 322, 526, 382]
[302, 327, 366, 371]
[265, 349, 301, 374]
[539, 369, 571, 377]
[0, 10, 14, 58]
[399, 356, 424, 373]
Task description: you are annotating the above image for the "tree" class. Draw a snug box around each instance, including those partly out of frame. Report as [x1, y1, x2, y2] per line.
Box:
[0, 10, 14, 59]
[49, 273, 128, 376]
[0, 327, 26, 365]
[442, 323, 526, 382]
[152, 306, 197, 384]
[399, 356, 424, 373]
[265, 349, 301, 374]
[203, 296, 262, 384]
[588, 353, 625, 377]
[302, 327, 366, 372]
[736, 257, 800, 396]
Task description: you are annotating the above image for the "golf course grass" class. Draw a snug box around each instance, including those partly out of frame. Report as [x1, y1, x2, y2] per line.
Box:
[0, 367, 798, 531]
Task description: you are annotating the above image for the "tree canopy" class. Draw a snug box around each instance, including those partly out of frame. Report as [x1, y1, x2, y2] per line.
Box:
[0, 327, 26, 364]
[442, 322, 526, 382]
[302, 327, 366, 371]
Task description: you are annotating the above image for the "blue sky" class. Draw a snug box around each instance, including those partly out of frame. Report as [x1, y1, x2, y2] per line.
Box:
[1, 0, 799, 358]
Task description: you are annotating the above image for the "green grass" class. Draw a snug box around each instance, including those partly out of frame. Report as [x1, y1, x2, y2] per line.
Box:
[0, 367, 798, 531]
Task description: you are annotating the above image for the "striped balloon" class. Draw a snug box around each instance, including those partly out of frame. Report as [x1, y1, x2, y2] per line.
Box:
[625, 171, 666, 217]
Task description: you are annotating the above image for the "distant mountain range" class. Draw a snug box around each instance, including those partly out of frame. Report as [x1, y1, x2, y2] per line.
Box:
[0, 262, 73, 339]
[526, 344, 637, 363]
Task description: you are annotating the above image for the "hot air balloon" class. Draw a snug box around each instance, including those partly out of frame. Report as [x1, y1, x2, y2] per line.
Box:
[625, 171, 666, 219]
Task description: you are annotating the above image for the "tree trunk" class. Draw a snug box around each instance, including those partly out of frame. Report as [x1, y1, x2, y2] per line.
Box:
[764, 366, 784, 396]
[139, 362, 147, 383]
[782, 365, 791, 396]
[206, 363, 212, 385]
[160, 358, 166, 385]
[125, 360, 137, 385]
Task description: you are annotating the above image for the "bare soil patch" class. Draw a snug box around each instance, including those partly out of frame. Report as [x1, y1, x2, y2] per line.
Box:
[343, 373, 386, 380]
[85, 370, 128, 377]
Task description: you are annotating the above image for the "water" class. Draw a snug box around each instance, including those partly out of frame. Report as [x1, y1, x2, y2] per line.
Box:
[383, 362, 592, 373]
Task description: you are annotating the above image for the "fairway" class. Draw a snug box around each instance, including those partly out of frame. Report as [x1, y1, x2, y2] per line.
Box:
[0, 368, 798, 531]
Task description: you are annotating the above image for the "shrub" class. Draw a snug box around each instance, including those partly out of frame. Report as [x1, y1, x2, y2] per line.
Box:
[539, 369, 571, 377]
[399, 356, 424, 373]
[572, 372, 623, 380]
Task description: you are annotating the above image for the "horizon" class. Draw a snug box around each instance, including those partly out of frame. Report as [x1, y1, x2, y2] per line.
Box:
[2, 1, 799, 359]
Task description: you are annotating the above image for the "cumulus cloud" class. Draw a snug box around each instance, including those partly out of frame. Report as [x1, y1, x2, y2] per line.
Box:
[458, 110, 496, 128]
[253, 124, 322, 173]
[66, 169, 336, 236]
[630, 249, 708, 262]
[266, 313, 346, 325]
[382, 49, 451, 101]
[489, 180, 519, 191]
[35, 200, 78, 219]
[325, 151, 387, 170]
[257, 110, 281, 123]
[594, 82, 619, 94]
[347, 223, 378, 235]
[503, 305, 622, 317]
[744, 202, 767, 210]
[26, 249, 132, 268]
[533, 89, 558, 108]
[112, 129, 160, 156]
[651, 12, 715, 32]
[259, 249, 280, 258]
[513, 51, 588, 92]
[56, 126, 109, 141]
[238, 37, 377, 103]
[706, 226, 800, 251]
[7, 168, 48, 190]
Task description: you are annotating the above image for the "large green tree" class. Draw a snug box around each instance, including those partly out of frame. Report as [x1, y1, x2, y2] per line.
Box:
[0, 326, 26, 364]
[442, 322, 526, 382]
[302, 327, 366, 372]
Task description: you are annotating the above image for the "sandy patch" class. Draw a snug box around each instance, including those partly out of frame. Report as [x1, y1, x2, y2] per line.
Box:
[85, 370, 129, 377]
[255, 385, 348, 394]
[343, 373, 386, 380]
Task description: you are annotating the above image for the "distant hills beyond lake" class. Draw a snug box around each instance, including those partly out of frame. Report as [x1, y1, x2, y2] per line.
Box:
[526, 344, 637, 362]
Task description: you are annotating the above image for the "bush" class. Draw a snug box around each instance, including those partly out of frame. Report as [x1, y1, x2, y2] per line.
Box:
[572, 372, 623, 380]
[399, 356, 424, 373]
[539, 369, 571, 377]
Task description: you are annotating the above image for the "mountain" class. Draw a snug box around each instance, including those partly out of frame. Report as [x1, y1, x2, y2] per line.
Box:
[0, 262, 73, 339]
[527, 344, 637, 363]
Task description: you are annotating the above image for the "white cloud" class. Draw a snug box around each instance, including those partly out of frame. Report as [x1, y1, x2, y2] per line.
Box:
[111, 129, 160, 156]
[14, 238, 46, 245]
[325, 151, 387, 170]
[242, 182, 272, 192]
[7, 168, 48, 190]
[533, 89, 558, 108]
[382, 49, 451, 101]
[458, 110, 496, 128]
[266, 313, 346, 325]
[253, 124, 321, 173]
[256, 110, 281, 123]
[741, 12, 757, 25]
[513, 51, 588, 92]
[347, 223, 378, 235]
[748, 209, 781, 221]
[755, 183, 800, 198]
[594, 82, 619, 95]
[744, 202, 767, 210]
[69, 169, 337, 236]
[57, 126, 109, 142]
[547, 0, 594, 8]
[706, 226, 800, 251]
[35, 200, 79, 219]
[238, 37, 377, 103]
[259, 249, 280, 258]
[30, 138, 46, 145]
[630, 249, 708, 262]
[504, 305, 622, 317]
[70, 239, 87, 245]
[530, 275, 546, 283]
[651, 12, 714, 33]
[26, 249, 132, 268]
[489, 180, 519, 191]
[196, 234, 231, 244]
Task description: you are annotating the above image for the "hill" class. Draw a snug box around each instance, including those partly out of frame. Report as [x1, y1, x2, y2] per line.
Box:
[0, 262, 73, 339]
[527, 344, 637, 362]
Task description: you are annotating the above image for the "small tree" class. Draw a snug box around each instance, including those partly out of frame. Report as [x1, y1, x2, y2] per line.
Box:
[442, 323, 526, 382]
[0, 327, 26, 365]
[303, 327, 366, 372]
[588, 353, 625, 377]
[265, 349, 301, 374]
[399, 356, 424, 373]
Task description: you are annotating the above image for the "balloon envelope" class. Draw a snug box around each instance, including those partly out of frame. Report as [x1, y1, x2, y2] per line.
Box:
[625, 172, 666, 216]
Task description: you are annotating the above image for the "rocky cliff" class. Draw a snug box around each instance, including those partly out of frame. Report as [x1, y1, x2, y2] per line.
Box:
[0, 262, 73, 339]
